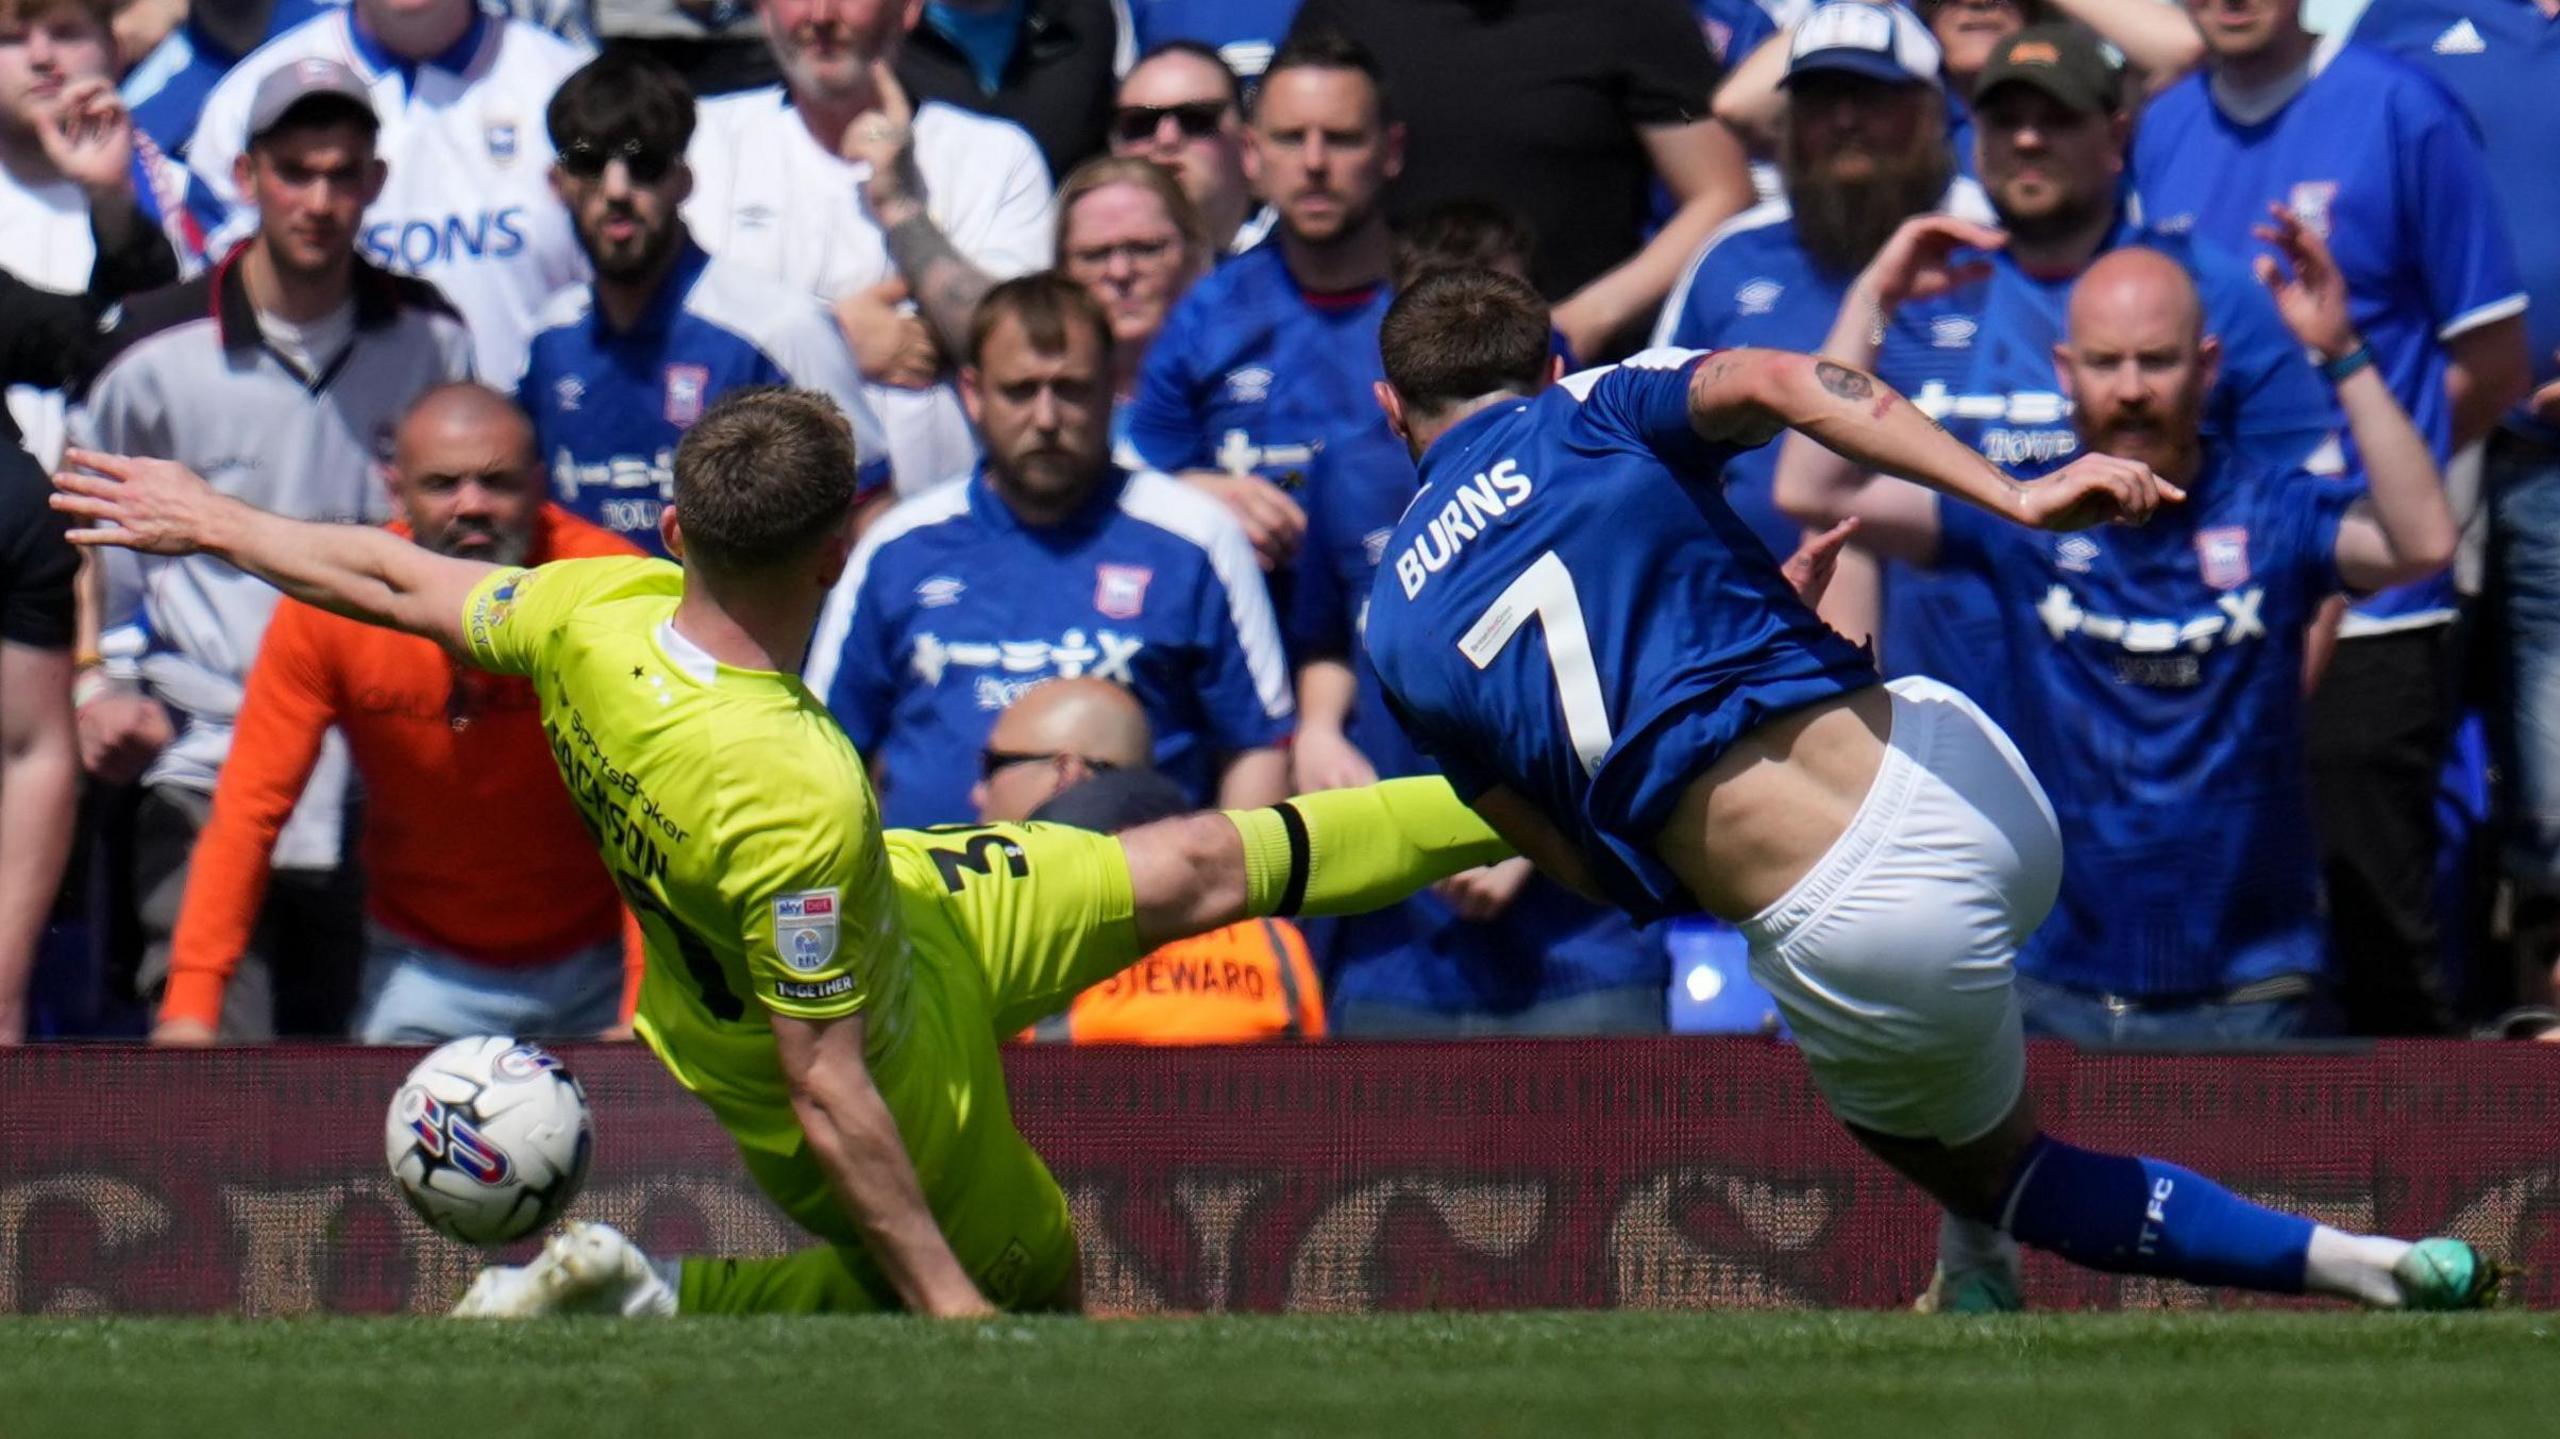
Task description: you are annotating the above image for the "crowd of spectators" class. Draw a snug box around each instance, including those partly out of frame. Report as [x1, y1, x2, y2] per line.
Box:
[3, 0, 2558, 1047]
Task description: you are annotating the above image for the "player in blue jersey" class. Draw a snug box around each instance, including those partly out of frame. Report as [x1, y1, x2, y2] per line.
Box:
[1119, 30, 1401, 577]
[516, 53, 891, 555]
[1362, 264, 2501, 1313]
[1656, 1, 1979, 563]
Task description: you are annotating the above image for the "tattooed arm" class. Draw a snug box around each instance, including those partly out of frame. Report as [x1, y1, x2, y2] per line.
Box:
[1698, 348, 2181, 546]
[844, 62, 1000, 361]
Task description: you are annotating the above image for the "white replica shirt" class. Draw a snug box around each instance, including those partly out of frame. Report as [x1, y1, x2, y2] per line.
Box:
[0, 174, 95, 467]
[684, 89, 1056, 494]
[186, 8, 593, 382]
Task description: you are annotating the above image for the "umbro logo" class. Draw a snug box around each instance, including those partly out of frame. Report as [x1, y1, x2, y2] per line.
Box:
[1736, 278, 1783, 316]
[2433, 19, 2485, 53]
[554, 375, 584, 412]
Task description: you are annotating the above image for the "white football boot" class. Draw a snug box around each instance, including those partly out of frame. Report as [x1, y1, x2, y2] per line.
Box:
[451, 1220, 678, 1318]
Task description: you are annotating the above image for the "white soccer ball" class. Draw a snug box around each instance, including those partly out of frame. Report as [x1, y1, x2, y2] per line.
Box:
[385, 1036, 595, 1247]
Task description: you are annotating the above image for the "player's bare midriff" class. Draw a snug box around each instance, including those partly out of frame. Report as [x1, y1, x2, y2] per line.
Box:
[1652, 685, 1895, 923]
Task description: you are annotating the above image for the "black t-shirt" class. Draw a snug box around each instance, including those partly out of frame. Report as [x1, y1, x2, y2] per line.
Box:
[0, 443, 76, 650]
[1288, 0, 1721, 300]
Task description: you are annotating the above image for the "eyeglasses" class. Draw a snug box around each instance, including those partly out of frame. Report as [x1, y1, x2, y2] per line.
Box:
[557, 136, 678, 184]
[1110, 101, 1228, 146]
[1063, 234, 1182, 271]
[979, 748, 1123, 781]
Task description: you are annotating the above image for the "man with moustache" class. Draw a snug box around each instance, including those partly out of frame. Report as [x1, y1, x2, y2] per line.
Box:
[806, 273, 1293, 828]
[517, 51, 891, 557]
[684, 0, 1055, 494]
[1781, 224, 2456, 1303]
[1778, 23, 2335, 705]
[1656, 2, 1990, 562]
[154, 384, 643, 1044]
[1118, 29, 1403, 575]
[73, 60, 473, 1038]
[2137, 0, 2527, 1036]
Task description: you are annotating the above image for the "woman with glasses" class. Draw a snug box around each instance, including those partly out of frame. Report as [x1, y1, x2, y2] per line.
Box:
[1052, 155, 1213, 459]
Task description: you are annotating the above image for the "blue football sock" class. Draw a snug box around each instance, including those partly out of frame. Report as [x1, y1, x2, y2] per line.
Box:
[1997, 1134, 2312, 1294]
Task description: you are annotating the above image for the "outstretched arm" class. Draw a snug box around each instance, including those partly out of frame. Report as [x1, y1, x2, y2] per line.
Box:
[1118, 777, 1518, 948]
[1706, 346, 2182, 538]
[51, 449, 494, 657]
[846, 63, 997, 362]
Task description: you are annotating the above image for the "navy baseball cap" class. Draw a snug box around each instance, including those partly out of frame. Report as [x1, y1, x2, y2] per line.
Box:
[1783, 3, 1945, 91]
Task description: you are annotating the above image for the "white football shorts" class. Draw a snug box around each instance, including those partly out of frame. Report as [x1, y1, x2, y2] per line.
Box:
[1737, 675, 2063, 1144]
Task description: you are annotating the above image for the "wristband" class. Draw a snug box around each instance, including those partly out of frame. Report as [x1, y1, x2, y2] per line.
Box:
[2320, 341, 2374, 384]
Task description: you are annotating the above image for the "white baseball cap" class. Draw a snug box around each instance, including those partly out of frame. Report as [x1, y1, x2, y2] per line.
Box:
[1783, 3, 1945, 91]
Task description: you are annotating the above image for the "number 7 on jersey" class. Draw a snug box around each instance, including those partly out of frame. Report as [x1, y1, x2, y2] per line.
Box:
[1457, 551, 1614, 776]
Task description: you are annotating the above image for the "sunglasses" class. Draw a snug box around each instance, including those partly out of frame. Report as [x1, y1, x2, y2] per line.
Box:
[557, 136, 679, 184]
[1110, 101, 1228, 146]
[980, 748, 1123, 781]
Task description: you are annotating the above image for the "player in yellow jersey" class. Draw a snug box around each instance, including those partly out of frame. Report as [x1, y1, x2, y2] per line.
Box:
[54, 350, 1514, 1317]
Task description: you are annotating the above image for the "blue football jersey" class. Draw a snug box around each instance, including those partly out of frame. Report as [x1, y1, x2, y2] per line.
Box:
[1652, 195, 1986, 562]
[1362, 352, 1880, 923]
[806, 467, 1295, 828]
[1934, 448, 2354, 997]
[2136, 44, 2523, 624]
[2354, 0, 2560, 437]
[515, 241, 891, 556]
[1295, 416, 1666, 1010]
[1120, 245, 1391, 492]
[1874, 213, 2341, 728]
[1127, 0, 1302, 78]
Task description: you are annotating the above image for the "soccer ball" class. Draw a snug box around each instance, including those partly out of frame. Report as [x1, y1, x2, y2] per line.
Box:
[386, 1036, 595, 1247]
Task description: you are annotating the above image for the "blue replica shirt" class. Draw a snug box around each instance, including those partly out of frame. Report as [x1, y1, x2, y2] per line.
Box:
[121, 0, 328, 159]
[1690, 0, 1779, 64]
[1363, 352, 1880, 923]
[807, 467, 1296, 827]
[515, 239, 892, 555]
[1293, 416, 1666, 1011]
[2352, 0, 2560, 442]
[1872, 213, 2340, 727]
[1121, 244, 1391, 492]
[1652, 195, 1989, 561]
[1126, 0, 1302, 78]
[1934, 448, 2356, 998]
[2136, 44, 2524, 625]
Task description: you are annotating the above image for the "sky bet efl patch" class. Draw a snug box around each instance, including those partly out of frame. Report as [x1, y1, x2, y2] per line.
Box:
[772, 889, 840, 973]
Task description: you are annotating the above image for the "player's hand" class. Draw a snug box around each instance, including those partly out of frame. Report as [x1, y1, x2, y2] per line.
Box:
[598, 1023, 636, 1042]
[2018, 453, 2187, 532]
[77, 684, 173, 783]
[151, 1016, 217, 1047]
[1855, 215, 2005, 314]
[1291, 726, 1377, 792]
[1182, 471, 1305, 570]
[52, 448, 230, 554]
[835, 278, 943, 389]
[1433, 856, 1535, 923]
[843, 61, 927, 222]
[2252, 204, 2357, 363]
[36, 79, 135, 202]
[1781, 517, 1858, 611]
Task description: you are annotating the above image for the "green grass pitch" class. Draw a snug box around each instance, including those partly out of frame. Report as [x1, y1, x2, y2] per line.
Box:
[4, 1312, 2556, 1438]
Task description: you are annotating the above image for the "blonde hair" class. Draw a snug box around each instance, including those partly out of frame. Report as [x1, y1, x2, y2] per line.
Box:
[1053, 155, 1213, 276]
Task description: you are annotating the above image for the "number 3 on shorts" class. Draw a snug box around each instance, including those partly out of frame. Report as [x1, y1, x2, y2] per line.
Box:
[1457, 550, 1613, 776]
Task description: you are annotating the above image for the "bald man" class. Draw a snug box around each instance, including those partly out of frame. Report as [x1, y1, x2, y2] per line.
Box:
[154, 384, 648, 1045]
[1782, 219, 2459, 1307]
[977, 678, 1330, 1044]
[972, 678, 1156, 823]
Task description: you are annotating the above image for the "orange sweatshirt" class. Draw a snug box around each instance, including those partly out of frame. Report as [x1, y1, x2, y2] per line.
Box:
[161, 508, 640, 1029]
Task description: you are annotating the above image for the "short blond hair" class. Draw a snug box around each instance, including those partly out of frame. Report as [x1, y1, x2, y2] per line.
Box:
[1053, 155, 1212, 274]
